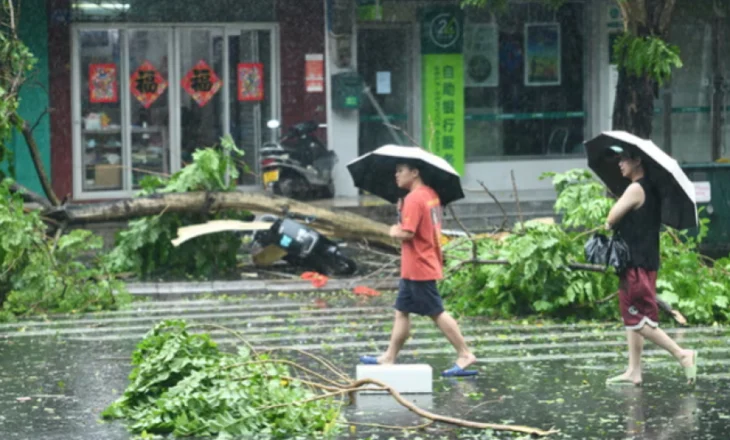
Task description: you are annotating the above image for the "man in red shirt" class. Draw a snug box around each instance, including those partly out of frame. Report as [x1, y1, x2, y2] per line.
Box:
[360, 161, 478, 377]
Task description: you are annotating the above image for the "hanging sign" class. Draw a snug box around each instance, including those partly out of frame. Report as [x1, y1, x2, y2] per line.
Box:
[524, 23, 562, 86]
[237, 63, 264, 102]
[89, 63, 118, 103]
[305, 54, 324, 93]
[181, 60, 222, 107]
[130, 61, 168, 108]
[420, 6, 465, 175]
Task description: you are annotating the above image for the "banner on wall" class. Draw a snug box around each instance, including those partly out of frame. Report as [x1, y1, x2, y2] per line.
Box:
[237, 63, 264, 102]
[464, 22, 499, 88]
[305, 54, 324, 93]
[524, 23, 561, 86]
[89, 63, 118, 104]
[130, 61, 168, 109]
[181, 60, 222, 107]
[420, 6, 465, 175]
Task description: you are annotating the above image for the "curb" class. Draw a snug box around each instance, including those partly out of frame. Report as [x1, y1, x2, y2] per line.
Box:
[125, 277, 401, 300]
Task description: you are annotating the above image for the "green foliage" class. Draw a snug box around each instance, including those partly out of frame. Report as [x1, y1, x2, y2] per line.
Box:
[103, 320, 342, 439]
[441, 169, 730, 325]
[0, 179, 128, 321]
[105, 136, 252, 280]
[0, 2, 37, 179]
[613, 33, 683, 86]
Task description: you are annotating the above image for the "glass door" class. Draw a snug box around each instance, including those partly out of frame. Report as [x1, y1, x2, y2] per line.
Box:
[227, 28, 275, 186]
[177, 27, 226, 166]
[127, 29, 172, 187]
[73, 24, 279, 198]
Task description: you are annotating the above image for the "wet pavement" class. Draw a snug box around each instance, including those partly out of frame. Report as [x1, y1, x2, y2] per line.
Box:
[0, 293, 728, 440]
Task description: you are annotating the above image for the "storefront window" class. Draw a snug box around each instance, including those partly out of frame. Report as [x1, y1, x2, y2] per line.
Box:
[73, 24, 279, 198]
[463, 2, 586, 160]
[667, 14, 713, 164]
[79, 29, 123, 192]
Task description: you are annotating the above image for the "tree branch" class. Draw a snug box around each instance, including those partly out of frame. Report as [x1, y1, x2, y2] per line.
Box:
[448, 258, 606, 274]
[9, 115, 60, 206]
[477, 180, 508, 231]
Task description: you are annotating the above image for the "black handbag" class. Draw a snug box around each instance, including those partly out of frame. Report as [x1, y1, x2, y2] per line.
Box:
[584, 232, 631, 272]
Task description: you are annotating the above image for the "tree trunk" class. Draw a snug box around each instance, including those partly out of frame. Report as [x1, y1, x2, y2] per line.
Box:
[612, 68, 657, 138]
[612, 0, 678, 137]
[46, 191, 397, 249]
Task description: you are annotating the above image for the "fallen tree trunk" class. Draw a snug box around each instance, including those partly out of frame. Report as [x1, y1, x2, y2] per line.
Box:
[46, 191, 397, 249]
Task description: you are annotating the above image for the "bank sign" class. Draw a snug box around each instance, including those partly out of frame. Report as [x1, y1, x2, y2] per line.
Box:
[421, 6, 465, 175]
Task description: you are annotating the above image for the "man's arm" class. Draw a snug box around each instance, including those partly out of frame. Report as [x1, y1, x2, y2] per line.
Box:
[605, 183, 644, 229]
[392, 195, 421, 241]
[390, 225, 415, 241]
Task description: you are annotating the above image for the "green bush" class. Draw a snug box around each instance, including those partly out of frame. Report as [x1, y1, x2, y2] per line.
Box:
[441, 169, 730, 325]
[103, 321, 342, 439]
[0, 179, 128, 321]
[105, 136, 253, 280]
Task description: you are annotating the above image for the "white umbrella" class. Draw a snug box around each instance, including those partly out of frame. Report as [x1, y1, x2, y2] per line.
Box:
[585, 131, 698, 230]
[346, 145, 465, 206]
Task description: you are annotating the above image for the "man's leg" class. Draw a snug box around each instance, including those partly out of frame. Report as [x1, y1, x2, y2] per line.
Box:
[431, 311, 476, 369]
[610, 330, 644, 384]
[377, 310, 411, 365]
[638, 325, 695, 369]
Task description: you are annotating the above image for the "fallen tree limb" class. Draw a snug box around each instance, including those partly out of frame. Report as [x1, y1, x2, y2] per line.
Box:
[10, 115, 61, 206]
[350, 378, 558, 437]
[45, 191, 397, 249]
[10, 181, 52, 210]
[448, 258, 607, 274]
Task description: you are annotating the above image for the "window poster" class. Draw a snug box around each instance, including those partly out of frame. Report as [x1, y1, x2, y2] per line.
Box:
[130, 61, 168, 108]
[181, 60, 222, 107]
[524, 23, 561, 86]
[464, 22, 499, 88]
[89, 63, 118, 103]
[305, 54, 324, 93]
[237, 63, 264, 102]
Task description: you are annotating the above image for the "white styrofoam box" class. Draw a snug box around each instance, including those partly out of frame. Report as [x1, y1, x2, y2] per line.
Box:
[355, 364, 433, 394]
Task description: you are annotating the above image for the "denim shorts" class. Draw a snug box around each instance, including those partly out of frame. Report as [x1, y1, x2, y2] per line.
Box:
[394, 279, 445, 317]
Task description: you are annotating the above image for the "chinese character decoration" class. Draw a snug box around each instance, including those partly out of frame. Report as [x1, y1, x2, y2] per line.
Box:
[130, 61, 168, 109]
[237, 63, 264, 102]
[181, 60, 222, 107]
[89, 63, 118, 103]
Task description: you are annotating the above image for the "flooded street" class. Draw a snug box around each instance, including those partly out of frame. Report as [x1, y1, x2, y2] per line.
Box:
[1, 293, 728, 439]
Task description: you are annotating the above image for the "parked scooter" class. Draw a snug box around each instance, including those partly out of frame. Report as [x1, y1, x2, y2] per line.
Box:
[251, 213, 357, 276]
[260, 120, 337, 200]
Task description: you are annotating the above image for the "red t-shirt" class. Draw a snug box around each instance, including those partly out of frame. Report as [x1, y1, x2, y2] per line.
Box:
[399, 185, 443, 281]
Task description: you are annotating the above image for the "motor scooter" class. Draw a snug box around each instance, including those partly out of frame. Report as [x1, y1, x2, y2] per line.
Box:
[260, 120, 336, 200]
[251, 213, 357, 276]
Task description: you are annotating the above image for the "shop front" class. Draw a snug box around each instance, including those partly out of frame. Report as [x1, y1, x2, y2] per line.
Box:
[350, 0, 597, 199]
[71, 23, 278, 199]
[44, 0, 293, 200]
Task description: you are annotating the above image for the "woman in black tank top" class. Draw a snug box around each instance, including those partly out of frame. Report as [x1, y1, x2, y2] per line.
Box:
[603, 149, 697, 386]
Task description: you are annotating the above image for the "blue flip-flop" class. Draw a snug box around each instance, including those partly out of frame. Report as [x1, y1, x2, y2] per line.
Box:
[359, 355, 380, 365]
[442, 364, 478, 377]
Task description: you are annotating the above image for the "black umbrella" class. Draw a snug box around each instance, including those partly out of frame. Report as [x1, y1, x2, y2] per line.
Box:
[346, 145, 465, 206]
[585, 131, 698, 230]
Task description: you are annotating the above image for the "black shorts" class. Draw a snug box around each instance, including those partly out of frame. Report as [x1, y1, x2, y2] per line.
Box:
[394, 279, 445, 317]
